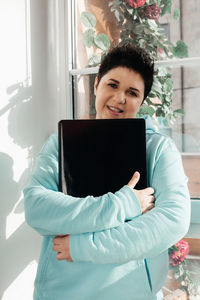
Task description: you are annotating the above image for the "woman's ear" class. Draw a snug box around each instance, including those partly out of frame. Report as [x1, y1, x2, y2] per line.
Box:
[94, 76, 98, 96]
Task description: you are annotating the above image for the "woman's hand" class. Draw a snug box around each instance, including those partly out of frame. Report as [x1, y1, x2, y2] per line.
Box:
[127, 171, 155, 214]
[52, 235, 73, 262]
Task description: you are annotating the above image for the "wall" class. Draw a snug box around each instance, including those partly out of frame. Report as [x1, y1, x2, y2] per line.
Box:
[0, 0, 69, 299]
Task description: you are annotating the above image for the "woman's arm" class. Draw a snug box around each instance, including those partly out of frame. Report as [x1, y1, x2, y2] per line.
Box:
[69, 138, 191, 264]
[24, 134, 143, 236]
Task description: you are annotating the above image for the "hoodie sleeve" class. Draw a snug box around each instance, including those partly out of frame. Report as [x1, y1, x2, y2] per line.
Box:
[24, 134, 142, 236]
[69, 137, 191, 264]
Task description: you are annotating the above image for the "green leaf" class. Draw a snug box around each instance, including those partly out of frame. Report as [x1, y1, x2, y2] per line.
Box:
[88, 54, 101, 66]
[144, 27, 151, 35]
[152, 78, 163, 94]
[156, 0, 161, 6]
[83, 29, 95, 48]
[174, 108, 185, 115]
[148, 92, 157, 98]
[139, 105, 155, 117]
[162, 117, 169, 127]
[173, 8, 180, 21]
[172, 40, 188, 58]
[163, 78, 173, 92]
[161, 0, 172, 16]
[81, 12, 96, 28]
[138, 38, 145, 48]
[134, 25, 144, 34]
[170, 245, 179, 251]
[147, 19, 158, 31]
[145, 0, 154, 4]
[157, 67, 168, 76]
[94, 34, 111, 51]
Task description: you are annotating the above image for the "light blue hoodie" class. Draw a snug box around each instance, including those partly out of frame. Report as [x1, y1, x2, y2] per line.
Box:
[24, 117, 191, 300]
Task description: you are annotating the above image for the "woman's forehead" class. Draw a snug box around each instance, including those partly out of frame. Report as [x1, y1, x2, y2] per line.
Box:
[103, 67, 144, 89]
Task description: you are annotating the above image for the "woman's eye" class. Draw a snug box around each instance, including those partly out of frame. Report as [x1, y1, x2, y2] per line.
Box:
[108, 83, 117, 88]
[128, 90, 137, 96]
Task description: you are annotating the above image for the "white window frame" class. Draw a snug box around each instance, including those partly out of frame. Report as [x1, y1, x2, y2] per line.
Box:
[52, 0, 200, 237]
[47, 0, 73, 121]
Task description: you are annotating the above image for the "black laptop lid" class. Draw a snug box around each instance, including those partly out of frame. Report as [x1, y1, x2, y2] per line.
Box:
[58, 118, 147, 197]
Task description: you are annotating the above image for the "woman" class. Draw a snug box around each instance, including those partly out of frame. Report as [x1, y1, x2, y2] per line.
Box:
[24, 44, 190, 300]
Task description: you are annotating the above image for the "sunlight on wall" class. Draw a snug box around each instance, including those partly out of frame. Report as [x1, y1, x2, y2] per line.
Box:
[0, 1, 37, 299]
[2, 261, 37, 300]
[0, 0, 31, 86]
[0, 0, 30, 235]
[6, 193, 25, 239]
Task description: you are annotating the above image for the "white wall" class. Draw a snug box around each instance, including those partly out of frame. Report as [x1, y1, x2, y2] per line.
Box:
[0, 0, 70, 299]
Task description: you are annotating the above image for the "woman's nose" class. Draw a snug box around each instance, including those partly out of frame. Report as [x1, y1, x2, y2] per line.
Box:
[115, 91, 126, 104]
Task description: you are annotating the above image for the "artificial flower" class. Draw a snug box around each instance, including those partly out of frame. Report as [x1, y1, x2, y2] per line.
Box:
[125, 0, 146, 9]
[169, 240, 189, 267]
[144, 3, 162, 21]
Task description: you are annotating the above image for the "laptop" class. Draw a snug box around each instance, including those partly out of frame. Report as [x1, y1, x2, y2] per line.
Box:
[58, 118, 147, 197]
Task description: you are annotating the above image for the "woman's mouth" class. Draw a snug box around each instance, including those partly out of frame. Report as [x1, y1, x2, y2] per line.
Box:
[107, 105, 123, 116]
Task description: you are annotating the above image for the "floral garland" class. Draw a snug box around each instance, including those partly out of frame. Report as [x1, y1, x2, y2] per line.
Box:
[169, 240, 194, 296]
[109, 0, 188, 124]
[81, 0, 189, 125]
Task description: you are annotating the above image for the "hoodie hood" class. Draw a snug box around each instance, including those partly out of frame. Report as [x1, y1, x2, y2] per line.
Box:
[142, 115, 158, 134]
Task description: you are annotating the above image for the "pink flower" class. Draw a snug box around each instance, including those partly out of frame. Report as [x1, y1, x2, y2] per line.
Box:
[125, 0, 146, 9]
[144, 3, 162, 21]
[157, 46, 166, 58]
[169, 240, 189, 267]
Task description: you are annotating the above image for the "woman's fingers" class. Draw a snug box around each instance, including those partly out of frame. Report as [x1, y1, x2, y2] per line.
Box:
[53, 235, 67, 244]
[144, 187, 154, 195]
[56, 251, 72, 262]
[143, 203, 154, 214]
[127, 173, 155, 214]
[149, 195, 155, 203]
[127, 171, 140, 188]
[52, 235, 72, 262]
[52, 244, 61, 252]
[56, 252, 66, 260]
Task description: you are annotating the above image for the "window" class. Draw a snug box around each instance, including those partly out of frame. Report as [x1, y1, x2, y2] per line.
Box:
[67, 1, 200, 295]
[69, 0, 200, 200]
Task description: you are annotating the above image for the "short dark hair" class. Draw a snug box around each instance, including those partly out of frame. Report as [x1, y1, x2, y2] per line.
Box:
[96, 44, 154, 100]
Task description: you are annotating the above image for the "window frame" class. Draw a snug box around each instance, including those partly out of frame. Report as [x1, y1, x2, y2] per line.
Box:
[59, 0, 200, 237]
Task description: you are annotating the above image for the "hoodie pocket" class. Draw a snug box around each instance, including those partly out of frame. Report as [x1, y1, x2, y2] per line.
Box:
[137, 260, 153, 296]
[35, 237, 52, 285]
[144, 259, 152, 292]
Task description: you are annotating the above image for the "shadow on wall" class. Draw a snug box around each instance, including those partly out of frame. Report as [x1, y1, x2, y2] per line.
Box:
[4, 81, 45, 156]
[0, 152, 41, 299]
[0, 84, 45, 298]
[0, 80, 47, 298]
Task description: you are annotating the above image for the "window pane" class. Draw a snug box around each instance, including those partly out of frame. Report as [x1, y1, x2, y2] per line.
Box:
[72, 66, 200, 199]
[166, 65, 200, 154]
[75, 0, 200, 69]
[182, 155, 200, 199]
[160, 1, 200, 58]
[184, 1, 200, 58]
[72, 74, 96, 119]
[75, 0, 120, 69]
[72, 0, 200, 199]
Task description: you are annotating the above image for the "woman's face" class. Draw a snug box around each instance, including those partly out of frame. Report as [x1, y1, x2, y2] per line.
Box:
[94, 67, 145, 119]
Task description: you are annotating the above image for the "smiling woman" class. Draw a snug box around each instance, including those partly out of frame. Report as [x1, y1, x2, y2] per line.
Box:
[94, 44, 153, 119]
[24, 43, 191, 300]
[94, 67, 144, 119]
